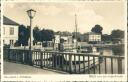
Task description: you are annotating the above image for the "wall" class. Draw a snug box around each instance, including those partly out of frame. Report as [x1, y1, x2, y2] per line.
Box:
[3, 24, 19, 46]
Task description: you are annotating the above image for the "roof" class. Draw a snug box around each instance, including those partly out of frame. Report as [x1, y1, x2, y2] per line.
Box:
[3, 16, 19, 26]
[85, 32, 101, 35]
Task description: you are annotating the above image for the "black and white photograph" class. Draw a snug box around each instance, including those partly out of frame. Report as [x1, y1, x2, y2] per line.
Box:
[1, 0, 127, 82]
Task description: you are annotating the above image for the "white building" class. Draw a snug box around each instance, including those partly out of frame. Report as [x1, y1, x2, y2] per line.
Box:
[61, 35, 72, 44]
[54, 35, 60, 44]
[3, 16, 19, 46]
[85, 32, 101, 43]
[53, 34, 73, 50]
[54, 34, 72, 44]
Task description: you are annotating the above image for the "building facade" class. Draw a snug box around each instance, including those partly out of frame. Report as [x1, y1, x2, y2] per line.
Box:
[54, 34, 72, 44]
[53, 34, 73, 50]
[85, 32, 101, 44]
[3, 16, 19, 46]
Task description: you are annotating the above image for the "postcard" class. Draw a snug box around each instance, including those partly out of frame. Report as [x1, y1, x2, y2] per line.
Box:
[1, 0, 127, 82]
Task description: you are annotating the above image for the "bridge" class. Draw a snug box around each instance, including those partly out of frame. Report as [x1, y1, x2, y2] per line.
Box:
[4, 48, 124, 74]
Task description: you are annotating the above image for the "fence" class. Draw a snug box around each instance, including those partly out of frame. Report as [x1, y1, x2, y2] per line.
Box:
[4, 48, 124, 74]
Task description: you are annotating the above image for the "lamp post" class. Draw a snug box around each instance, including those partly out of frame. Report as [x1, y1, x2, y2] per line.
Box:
[27, 9, 36, 50]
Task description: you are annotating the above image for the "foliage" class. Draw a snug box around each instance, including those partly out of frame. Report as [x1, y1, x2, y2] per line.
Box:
[14, 25, 29, 46]
[110, 29, 124, 43]
[33, 26, 41, 42]
[91, 24, 103, 34]
[111, 29, 124, 39]
[40, 29, 55, 42]
[55, 31, 72, 36]
[102, 34, 111, 42]
[33, 27, 55, 43]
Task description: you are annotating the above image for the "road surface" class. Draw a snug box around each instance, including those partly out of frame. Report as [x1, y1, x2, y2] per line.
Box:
[4, 61, 66, 75]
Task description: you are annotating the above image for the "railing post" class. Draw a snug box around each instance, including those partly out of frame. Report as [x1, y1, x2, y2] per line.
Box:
[40, 52, 43, 68]
[29, 51, 33, 66]
[69, 54, 72, 74]
[7, 49, 10, 61]
[118, 57, 122, 74]
[22, 51, 25, 64]
[88, 55, 90, 74]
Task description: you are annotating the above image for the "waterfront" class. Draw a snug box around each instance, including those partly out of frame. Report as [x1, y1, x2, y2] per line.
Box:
[4, 47, 125, 74]
[4, 61, 66, 74]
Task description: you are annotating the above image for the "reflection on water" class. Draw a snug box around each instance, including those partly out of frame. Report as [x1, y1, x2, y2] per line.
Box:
[102, 49, 113, 56]
[91, 48, 125, 74]
[102, 45, 124, 56]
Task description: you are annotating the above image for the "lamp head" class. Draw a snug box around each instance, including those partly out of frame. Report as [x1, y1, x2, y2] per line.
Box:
[27, 9, 36, 19]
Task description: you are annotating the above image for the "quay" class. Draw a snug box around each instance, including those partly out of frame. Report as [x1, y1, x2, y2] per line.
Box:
[4, 48, 124, 74]
[4, 61, 65, 74]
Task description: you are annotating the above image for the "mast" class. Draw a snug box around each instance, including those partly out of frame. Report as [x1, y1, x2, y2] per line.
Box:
[75, 14, 78, 49]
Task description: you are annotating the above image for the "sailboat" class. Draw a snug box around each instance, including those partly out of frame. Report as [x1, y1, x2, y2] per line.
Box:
[64, 14, 100, 61]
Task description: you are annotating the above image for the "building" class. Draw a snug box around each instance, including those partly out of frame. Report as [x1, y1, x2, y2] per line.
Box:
[3, 16, 19, 46]
[84, 32, 101, 44]
[53, 34, 73, 50]
[61, 35, 72, 44]
[54, 34, 72, 44]
[54, 34, 60, 44]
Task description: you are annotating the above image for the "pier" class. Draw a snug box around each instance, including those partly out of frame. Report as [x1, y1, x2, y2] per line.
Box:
[4, 48, 124, 74]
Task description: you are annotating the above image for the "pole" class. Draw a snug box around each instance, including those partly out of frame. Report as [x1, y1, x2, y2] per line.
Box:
[29, 17, 33, 50]
[75, 14, 78, 49]
[29, 17, 33, 65]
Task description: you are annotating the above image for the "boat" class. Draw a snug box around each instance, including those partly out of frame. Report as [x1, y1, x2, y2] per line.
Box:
[79, 46, 100, 55]
[63, 14, 100, 62]
[64, 46, 100, 61]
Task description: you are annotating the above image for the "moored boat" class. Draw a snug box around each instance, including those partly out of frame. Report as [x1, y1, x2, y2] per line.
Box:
[64, 46, 100, 61]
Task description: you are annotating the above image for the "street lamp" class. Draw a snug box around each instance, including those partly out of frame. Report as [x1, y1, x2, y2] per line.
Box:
[27, 9, 36, 50]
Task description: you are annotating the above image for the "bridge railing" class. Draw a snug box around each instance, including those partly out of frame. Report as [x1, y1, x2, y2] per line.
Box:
[4, 48, 124, 74]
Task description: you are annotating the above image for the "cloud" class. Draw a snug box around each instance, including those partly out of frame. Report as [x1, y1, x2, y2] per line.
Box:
[81, 10, 103, 22]
[39, 5, 61, 16]
[69, 9, 103, 23]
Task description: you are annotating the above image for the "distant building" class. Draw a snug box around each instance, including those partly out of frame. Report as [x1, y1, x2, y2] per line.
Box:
[54, 34, 60, 44]
[84, 32, 101, 44]
[54, 34, 72, 44]
[53, 34, 73, 50]
[3, 16, 19, 46]
[61, 35, 72, 44]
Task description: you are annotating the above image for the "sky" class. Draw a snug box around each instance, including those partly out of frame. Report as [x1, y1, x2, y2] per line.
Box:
[3, 1, 126, 34]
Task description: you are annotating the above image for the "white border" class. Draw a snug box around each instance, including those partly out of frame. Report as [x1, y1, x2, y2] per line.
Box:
[1, 0, 127, 81]
[1, 1, 4, 82]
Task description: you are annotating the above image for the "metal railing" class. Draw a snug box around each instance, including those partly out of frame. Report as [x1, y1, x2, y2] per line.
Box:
[4, 48, 124, 74]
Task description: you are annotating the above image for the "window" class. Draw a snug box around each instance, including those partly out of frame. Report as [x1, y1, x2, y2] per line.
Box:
[3, 28, 5, 35]
[10, 27, 14, 35]
[12, 40, 14, 45]
[3, 40, 5, 44]
[10, 40, 11, 45]
[10, 40, 14, 45]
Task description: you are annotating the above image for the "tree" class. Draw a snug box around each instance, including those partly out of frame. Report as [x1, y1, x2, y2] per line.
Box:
[111, 29, 124, 43]
[111, 29, 124, 39]
[102, 34, 111, 42]
[33, 26, 41, 44]
[40, 29, 55, 42]
[39, 29, 55, 47]
[91, 24, 103, 34]
[14, 25, 30, 46]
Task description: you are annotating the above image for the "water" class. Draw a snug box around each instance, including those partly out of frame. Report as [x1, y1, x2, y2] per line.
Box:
[93, 48, 125, 74]
[102, 49, 113, 56]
